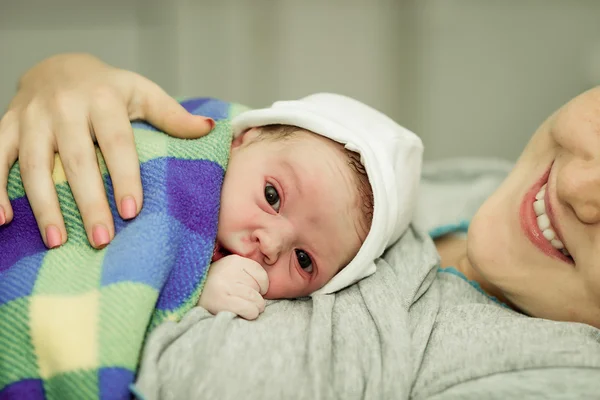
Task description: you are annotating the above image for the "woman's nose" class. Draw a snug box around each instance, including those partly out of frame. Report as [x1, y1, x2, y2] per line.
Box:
[557, 159, 600, 224]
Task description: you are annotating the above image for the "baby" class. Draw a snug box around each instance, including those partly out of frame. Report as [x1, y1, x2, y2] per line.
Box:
[198, 93, 423, 319]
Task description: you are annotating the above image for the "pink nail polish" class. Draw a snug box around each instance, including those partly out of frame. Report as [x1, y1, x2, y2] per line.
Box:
[206, 118, 215, 130]
[92, 224, 110, 248]
[46, 225, 62, 248]
[0, 206, 5, 225]
[121, 196, 137, 220]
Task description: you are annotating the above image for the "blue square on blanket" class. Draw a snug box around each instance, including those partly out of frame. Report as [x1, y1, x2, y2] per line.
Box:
[155, 229, 212, 311]
[181, 97, 230, 121]
[99, 367, 135, 400]
[103, 158, 169, 236]
[0, 252, 46, 305]
[129, 97, 230, 133]
[100, 213, 178, 289]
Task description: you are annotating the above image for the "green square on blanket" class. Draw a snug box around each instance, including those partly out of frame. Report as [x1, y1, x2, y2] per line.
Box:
[44, 370, 98, 400]
[98, 283, 158, 368]
[0, 298, 40, 387]
[34, 246, 104, 295]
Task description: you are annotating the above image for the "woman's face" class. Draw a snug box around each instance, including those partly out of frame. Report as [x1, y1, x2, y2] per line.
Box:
[469, 86, 600, 328]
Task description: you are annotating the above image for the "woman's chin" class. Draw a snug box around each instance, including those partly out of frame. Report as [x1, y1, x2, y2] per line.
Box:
[467, 198, 520, 286]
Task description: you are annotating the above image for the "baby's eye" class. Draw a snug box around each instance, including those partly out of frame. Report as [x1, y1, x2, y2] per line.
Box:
[265, 183, 281, 212]
[295, 249, 313, 273]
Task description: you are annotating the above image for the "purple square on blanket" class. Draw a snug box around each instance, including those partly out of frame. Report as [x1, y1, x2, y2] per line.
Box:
[0, 197, 46, 273]
[166, 158, 222, 236]
[149, 158, 223, 310]
[0, 378, 45, 400]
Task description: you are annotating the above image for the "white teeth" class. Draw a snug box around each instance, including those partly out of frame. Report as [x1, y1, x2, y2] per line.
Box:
[533, 185, 570, 256]
[537, 214, 550, 231]
[534, 199, 545, 216]
[542, 228, 556, 241]
[535, 189, 545, 200]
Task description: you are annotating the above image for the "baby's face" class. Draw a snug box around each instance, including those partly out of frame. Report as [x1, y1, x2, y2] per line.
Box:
[214, 128, 364, 299]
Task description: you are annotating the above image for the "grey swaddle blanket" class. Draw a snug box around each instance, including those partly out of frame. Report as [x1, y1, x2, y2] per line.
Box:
[134, 158, 600, 399]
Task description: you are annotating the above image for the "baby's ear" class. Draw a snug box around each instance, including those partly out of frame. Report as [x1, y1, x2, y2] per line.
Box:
[231, 134, 244, 149]
[231, 128, 260, 149]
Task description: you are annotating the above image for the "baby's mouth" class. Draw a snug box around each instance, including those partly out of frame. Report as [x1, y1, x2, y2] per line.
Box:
[211, 241, 232, 262]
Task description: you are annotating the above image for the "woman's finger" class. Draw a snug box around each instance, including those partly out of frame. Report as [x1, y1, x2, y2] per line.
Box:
[131, 74, 215, 139]
[91, 91, 142, 221]
[19, 110, 66, 248]
[0, 110, 19, 225]
[55, 110, 114, 249]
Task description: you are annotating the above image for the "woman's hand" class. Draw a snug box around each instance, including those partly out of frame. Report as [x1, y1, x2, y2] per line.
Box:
[0, 53, 214, 249]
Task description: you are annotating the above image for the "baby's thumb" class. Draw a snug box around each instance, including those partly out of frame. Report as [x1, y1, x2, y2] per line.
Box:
[136, 78, 215, 139]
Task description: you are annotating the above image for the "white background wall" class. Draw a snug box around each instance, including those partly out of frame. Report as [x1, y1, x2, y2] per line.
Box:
[2, 0, 599, 161]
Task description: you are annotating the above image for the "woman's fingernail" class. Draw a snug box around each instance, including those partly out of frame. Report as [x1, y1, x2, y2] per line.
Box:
[46, 225, 62, 248]
[205, 118, 215, 130]
[92, 224, 110, 248]
[0, 206, 6, 225]
[121, 196, 137, 220]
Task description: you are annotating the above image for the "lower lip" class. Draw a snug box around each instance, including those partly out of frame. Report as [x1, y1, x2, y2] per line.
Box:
[519, 164, 572, 264]
[212, 243, 225, 262]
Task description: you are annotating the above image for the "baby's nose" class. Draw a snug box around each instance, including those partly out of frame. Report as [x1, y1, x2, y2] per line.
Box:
[250, 228, 284, 266]
[557, 158, 600, 224]
[259, 234, 282, 265]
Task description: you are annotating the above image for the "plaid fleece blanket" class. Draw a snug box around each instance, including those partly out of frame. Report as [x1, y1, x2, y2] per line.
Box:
[0, 98, 248, 399]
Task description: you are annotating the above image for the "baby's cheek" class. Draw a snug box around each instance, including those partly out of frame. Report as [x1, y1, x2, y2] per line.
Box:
[261, 271, 307, 300]
[262, 273, 283, 300]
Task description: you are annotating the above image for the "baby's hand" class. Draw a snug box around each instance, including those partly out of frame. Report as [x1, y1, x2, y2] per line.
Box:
[198, 254, 269, 320]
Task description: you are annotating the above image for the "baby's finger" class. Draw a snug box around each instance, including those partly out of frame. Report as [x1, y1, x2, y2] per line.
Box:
[0, 110, 19, 224]
[240, 261, 270, 296]
[19, 118, 66, 248]
[232, 282, 266, 314]
[132, 74, 215, 139]
[224, 296, 261, 321]
[55, 114, 114, 248]
[91, 95, 142, 220]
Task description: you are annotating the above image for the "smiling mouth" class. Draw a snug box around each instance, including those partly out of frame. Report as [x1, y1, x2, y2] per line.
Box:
[212, 241, 232, 262]
[532, 184, 570, 257]
[520, 165, 573, 264]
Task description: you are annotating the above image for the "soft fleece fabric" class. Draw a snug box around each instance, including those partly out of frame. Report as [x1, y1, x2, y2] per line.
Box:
[0, 98, 245, 399]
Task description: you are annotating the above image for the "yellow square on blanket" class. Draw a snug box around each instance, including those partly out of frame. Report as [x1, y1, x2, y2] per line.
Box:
[51, 151, 108, 185]
[29, 291, 99, 378]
